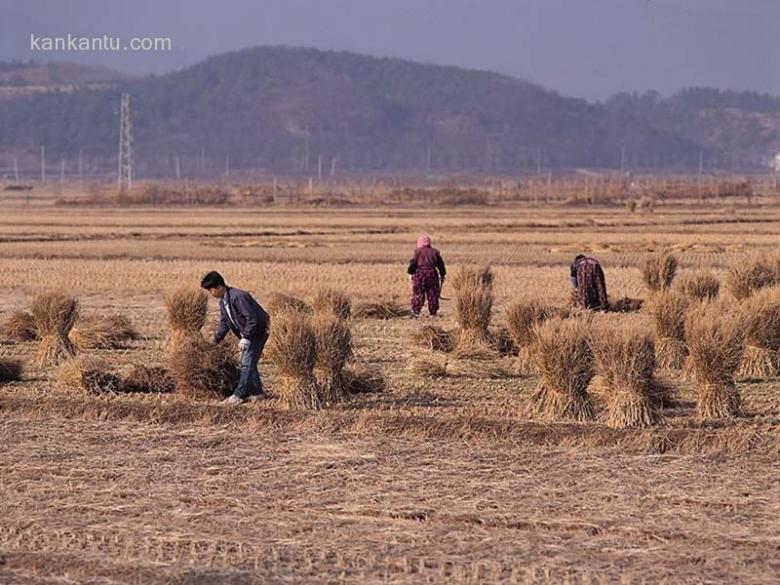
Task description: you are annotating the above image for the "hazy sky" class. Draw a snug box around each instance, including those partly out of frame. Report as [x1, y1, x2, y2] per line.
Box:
[1, 0, 778, 100]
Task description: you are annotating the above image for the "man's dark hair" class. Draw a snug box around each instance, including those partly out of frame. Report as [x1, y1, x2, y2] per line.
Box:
[200, 271, 226, 289]
[574, 254, 586, 262]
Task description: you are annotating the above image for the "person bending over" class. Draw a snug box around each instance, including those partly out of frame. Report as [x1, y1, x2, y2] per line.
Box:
[201, 271, 270, 404]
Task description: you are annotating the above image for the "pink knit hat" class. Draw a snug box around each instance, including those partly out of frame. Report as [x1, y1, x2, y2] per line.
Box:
[416, 234, 432, 248]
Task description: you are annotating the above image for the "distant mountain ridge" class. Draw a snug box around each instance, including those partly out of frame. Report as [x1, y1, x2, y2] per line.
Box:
[0, 46, 778, 175]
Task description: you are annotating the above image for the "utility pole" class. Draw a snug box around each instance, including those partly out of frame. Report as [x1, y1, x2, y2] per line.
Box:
[12, 157, 18, 182]
[426, 143, 432, 173]
[60, 158, 65, 183]
[77, 149, 83, 178]
[620, 147, 626, 173]
[117, 93, 133, 193]
[40, 145, 46, 182]
[330, 156, 337, 177]
[200, 146, 205, 170]
[698, 150, 704, 175]
[303, 127, 310, 173]
[317, 154, 322, 180]
[536, 148, 542, 174]
[224, 154, 230, 178]
[175, 154, 181, 180]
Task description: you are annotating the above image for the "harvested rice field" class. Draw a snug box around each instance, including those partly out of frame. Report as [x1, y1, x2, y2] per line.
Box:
[2, 200, 780, 584]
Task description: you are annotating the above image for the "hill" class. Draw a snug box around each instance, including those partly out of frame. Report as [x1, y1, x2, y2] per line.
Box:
[0, 47, 777, 175]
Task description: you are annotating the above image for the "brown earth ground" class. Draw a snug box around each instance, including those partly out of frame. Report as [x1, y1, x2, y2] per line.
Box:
[1, 201, 779, 583]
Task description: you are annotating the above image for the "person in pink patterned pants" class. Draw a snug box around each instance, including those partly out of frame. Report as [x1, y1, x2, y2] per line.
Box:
[407, 234, 447, 317]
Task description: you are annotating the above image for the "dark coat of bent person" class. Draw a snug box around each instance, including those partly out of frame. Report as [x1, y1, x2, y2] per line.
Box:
[570, 254, 609, 311]
[407, 234, 447, 317]
[201, 271, 270, 404]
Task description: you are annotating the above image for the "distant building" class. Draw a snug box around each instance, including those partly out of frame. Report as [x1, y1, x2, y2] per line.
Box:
[775, 153, 780, 172]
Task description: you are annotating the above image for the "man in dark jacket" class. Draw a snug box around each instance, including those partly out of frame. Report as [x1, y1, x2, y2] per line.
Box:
[201, 271, 270, 404]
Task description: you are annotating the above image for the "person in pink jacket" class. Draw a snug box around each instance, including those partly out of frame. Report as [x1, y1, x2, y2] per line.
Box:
[407, 234, 447, 317]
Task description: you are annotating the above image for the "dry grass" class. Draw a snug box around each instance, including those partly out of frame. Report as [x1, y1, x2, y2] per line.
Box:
[412, 324, 455, 352]
[645, 288, 689, 370]
[168, 336, 238, 400]
[57, 356, 122, 395]
[526, 316, 595, 422]
[735, 287, 780, 380]
[451, 265, 495, 359]
[353, 300, 408, 319]
[410, 355, 449, 378]
[164, 287, 208, 352]
[5, 202, 780, 583]
[312, 288, 352, 320]
[121, 365, 175, 394]
[678, 271, 720, 301]
[642, 249, 678, 293]
[265, 310, 322, 409]
[313, 312, 354, 403]
[726, 255, 777, 300]
[71, 314, 139, 350]
[588, 324, 661, 428]
[265, 292, 312, 315]
[446, 359, 513, 379]
[31, 292, 79, 367]
[2, 310, 37, 342]
[684, 301, 745, 419]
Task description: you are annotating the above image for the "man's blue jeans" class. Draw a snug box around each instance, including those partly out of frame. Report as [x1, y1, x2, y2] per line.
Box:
[233, 332, 268, 399]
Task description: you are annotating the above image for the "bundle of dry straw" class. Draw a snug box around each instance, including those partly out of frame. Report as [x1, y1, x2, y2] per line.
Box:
[31, 292, 79, 367]
[313, 312, 354, 403]
[312, 288, 352, 320]
[342, 364, 386, 394]
[121, 365, 175, 394]
[588, 324, 661, 428]
[735, 288, 780, 380]
[678, 271, 720, 301]
[726, 255, 777, 300]
[684, 301, 745, 419]
[526, 316, 595, 422]
[71, 314, 139, 350]
[58, 356, 122, 395]
[506, 300, 560, 373]
[642, 249, 678, 294]
[168, 337, 238, 399]
[266, 310, 322, 409]
[3, 311, 37, 342]
[164, 288, 208, 352]
[645, 289, 689, 370]
[353, 300, 408, 320]
[608, 297, 644, 313]
[451, 266, 495, 359]
[266, 292, 312, 315]
[412, 324, 455, 353]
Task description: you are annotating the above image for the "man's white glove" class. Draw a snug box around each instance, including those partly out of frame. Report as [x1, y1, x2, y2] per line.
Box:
[238, 338, 251, 352]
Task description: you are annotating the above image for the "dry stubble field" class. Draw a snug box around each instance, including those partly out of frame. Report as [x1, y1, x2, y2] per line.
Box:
[1, 201, 780, 584]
